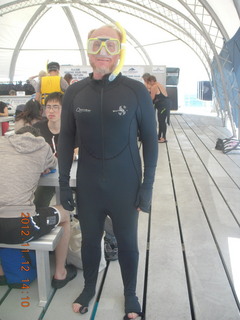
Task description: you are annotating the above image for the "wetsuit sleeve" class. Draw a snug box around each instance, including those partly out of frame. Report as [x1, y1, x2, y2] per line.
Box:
[135, 85, 158, 213]
[58, 85, 77, 211]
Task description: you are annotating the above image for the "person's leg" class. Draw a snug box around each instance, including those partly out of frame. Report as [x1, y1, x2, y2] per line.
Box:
[158, 111, 167, 142]
[102, 149, 143, 319]
[0, 208, 75, 288]
[72, 208, 105, 313]
[52, 205, 71, 280]
[32, 206, 76, 288]
[160, 113, 167, 140]
[110, 208, 141, 319]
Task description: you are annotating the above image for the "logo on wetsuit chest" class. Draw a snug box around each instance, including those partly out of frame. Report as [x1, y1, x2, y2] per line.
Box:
[112, 105, 128, 116]
[76, 107, 91, 113]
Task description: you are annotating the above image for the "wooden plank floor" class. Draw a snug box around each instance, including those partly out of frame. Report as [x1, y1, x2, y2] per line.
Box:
[1, 112, 240, 320]
[150, 114, 240, 320]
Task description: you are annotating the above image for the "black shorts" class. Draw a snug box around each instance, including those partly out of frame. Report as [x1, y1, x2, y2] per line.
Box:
[0, 207, 60, 244]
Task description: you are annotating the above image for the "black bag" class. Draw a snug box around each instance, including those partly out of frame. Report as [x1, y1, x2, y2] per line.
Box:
[215, 136, 240, 153]
[104, 232, 118, 261]
[215, 138, 224, 150]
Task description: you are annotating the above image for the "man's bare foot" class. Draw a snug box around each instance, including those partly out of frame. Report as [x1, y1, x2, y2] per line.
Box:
[72, 302, 88, 314]
[124, 295, 143, 319]
[72, 302, 81, 313]
[124, 312, 144, 319]
[72, 289, 95, 314]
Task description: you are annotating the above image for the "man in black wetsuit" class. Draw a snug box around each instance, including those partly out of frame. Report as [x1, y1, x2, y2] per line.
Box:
[58, 24, 158, 320]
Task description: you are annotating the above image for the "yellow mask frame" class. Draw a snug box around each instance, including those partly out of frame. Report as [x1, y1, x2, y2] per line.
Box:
[87, 37, 121, 55]
[109, 22, 126, 82]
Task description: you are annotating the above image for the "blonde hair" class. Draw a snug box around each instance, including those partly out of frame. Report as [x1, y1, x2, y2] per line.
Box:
[38, 70, 47, 78]
[88, 24, 123, 42]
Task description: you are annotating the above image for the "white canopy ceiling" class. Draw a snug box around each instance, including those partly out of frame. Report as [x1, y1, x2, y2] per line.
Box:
[0, 0, 239, 96]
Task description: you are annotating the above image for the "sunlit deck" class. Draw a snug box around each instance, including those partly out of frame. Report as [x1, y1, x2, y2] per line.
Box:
[1, 111, 240, 320]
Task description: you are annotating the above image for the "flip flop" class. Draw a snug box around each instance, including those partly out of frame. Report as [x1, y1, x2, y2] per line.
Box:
[51, 264, 77, 289]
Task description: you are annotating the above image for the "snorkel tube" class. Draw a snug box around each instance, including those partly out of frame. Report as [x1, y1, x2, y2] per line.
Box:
[109, 22, 126, 82]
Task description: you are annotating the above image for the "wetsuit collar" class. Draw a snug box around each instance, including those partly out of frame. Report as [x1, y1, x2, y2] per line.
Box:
[89, 72, 122, 84]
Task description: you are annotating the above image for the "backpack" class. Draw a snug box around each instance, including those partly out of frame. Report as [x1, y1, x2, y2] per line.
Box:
[0, 248, 37, 288]
[104, 232, 118, 261]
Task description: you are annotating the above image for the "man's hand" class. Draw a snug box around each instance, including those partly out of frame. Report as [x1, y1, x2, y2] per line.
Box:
[135, 185, 152, 213]
[60, 186, 75, 211]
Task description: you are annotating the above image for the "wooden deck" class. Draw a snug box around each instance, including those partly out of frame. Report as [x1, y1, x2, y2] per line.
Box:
[1, 112, 240, 320]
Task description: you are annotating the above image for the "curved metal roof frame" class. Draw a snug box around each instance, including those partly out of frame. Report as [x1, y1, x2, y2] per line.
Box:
[0, 0, 226, 79]
[0, 0, 239, 134]
[4, 0, 153, 80]
[0, 0, 230, 67]
[9, 3, 87, 80]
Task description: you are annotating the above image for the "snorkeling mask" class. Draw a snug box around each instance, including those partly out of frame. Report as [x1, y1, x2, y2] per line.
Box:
[87, 22, 126, 82]
[87, 38, 121, 56]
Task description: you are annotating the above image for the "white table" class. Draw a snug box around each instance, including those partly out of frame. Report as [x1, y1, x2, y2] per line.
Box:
[38, 161, 77, 203]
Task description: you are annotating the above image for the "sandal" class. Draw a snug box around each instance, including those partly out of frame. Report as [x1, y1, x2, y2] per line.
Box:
[73, 287, 96, 314]
[51, 264, 77, 289]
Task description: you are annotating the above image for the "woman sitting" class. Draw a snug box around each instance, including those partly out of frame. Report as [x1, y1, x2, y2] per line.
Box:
[14, 99, 42, 131]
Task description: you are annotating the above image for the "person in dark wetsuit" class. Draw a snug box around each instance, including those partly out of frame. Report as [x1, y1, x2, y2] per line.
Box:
[57, 24, 158, 320]
[148, 75, 170, 143]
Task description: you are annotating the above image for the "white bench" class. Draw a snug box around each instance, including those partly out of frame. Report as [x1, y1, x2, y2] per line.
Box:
[0, 226, 63, 307]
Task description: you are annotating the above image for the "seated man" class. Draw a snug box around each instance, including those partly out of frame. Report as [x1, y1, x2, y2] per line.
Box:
[0, 126, 77, 288]
[33, 92, 63, 208]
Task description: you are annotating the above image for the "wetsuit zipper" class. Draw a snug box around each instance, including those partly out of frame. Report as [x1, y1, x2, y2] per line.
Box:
[100, 87, 105, 182]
